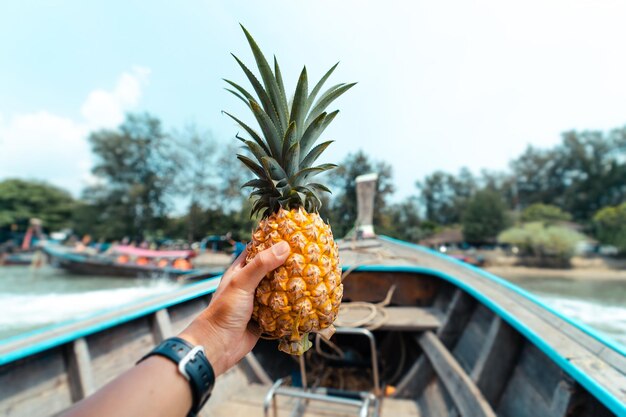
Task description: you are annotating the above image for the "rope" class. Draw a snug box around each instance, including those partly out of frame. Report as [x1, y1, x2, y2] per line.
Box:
[315, 334, 345, 360]
[335, 302, 378, 328]
[334, 284, 396, 331]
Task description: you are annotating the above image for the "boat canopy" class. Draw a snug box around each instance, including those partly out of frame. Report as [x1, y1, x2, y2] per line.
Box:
[111, 245, 195, 259]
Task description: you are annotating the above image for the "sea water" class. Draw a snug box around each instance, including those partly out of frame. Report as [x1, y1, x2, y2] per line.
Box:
[505, 275, 626, 347]
[0, 266, 624, 350]
[0, 265, 181, 340]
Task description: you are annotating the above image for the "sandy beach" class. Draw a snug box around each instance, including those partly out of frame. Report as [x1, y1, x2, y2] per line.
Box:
[485, 265, 626, 281]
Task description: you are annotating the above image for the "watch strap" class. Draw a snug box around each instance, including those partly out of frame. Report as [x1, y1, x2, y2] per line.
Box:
[139, 337, 214, 416]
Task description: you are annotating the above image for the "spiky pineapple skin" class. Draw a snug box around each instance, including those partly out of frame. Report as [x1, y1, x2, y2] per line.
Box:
[247, 207, 342, 354]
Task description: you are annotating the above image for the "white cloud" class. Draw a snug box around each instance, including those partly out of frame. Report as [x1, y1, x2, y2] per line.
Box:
[0, 67, 150, 195]
[81, 66, 150, 129]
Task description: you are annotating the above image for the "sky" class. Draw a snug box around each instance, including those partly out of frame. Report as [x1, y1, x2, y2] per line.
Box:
[2, 1, 626, 201]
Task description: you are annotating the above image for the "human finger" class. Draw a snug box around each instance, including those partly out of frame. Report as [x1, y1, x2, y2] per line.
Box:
[217, 250, 248, 295]
[227, 249, 248, 274]
[230, 241, 290, 294]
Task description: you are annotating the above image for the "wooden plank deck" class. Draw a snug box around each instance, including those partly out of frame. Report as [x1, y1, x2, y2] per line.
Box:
[208, 383, 420, 417]
[1, 236, 622, 417]
[417, 331, 496, 417]
[340, 238, 626, 409]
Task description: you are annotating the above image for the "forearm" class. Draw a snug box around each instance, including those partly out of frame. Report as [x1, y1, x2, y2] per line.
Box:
[63, 356, 192, 417]
[61, 243, 288, 417]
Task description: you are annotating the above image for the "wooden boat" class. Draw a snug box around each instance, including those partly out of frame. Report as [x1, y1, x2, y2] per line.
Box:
[0, 235, 624, 416]
[42, 244, 224, 279]
[0, 219, 45, 266]
[0, 251, 35, 266]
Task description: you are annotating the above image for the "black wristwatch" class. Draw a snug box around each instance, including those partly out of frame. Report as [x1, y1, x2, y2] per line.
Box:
[138, 337, 215, 417]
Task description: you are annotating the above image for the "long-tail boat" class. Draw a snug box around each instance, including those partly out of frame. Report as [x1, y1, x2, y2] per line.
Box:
[42, 244, 223, 279]
[0, 177, 624, 416]
[0, 252, 35, 266]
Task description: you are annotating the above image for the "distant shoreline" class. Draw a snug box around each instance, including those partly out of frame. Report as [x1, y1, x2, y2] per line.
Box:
[485, 265, 626, 281]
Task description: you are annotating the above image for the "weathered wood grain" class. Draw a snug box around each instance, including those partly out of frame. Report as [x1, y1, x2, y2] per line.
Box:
[418, 331, 496, 417]
[470, 316, 523, 407]
[496, 343, 577, 417]
[452, 304, 493, 374]
[242, 352, 273, 385]
[395, 289, 475, 398]
[87, 317, 154, 389]
[437, 289, 476, 348]
[0, 349, 73, 417]
[342, 271, 438, 306]
[168, 297, 209, 335]
[65, 337, 95, 401]
[150, 309, 173, 343]
[1, 237, 622, 417]
[374, 239, 626, 407]
[208, 382, 420, 417]
[417, 376, 454, 417]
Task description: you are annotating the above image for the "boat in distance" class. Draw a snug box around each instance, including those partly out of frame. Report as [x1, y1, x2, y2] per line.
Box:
[0, 251, 36, 266]
[0, 235, 624, 417]
[42, 244, 226, 279]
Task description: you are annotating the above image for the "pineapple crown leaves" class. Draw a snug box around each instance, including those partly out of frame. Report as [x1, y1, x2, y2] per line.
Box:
[223, 24, 355, 218]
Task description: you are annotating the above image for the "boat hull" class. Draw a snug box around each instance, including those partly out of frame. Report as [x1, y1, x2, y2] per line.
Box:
[0, 252, 35, 266]
[43, 245, 206, 278]
[1, 237, 623, 417]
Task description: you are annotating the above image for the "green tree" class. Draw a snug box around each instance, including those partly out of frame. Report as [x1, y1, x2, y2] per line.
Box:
[0, 179, 75, 232]
[83, 113, 177, 240]
[521, 203, 572, 224]
[593, 203, 626, 254]
[499, 222, 585, 266]
[170, 125, 219, 241]
[462, 190, 508, 244]
[479, 170, 517, 209]
[378, 197, 434, 242]
[324, 150, 395, 238]
[511, 127, 626, 220]
[217, 141, 249, 211]
[510, 145, 562, 209]
[417, 168, 476, 225]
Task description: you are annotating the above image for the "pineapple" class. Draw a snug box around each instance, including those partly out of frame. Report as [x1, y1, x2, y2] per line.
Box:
[223, 25, 355, 355]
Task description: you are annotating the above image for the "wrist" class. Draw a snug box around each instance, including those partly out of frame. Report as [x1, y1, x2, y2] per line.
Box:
[179, 322, 228, 377]
[137, 337, 215, 416]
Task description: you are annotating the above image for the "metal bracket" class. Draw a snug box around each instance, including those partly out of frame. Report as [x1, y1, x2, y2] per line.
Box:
[263, 327, 381, 417]
[263, 379, 377, 417]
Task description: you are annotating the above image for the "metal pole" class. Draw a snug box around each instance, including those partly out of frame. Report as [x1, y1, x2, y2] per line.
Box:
[333, 327, 380, 396]
[263, 379, 284, 417]
[274, 387, 364, 407]
[299, 355, 307, 390]
[359, 394, 371, 417]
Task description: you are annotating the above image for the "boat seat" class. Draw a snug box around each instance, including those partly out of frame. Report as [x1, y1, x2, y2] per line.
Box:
[336, 305, 442, 332]
[376, 307, 442, 331]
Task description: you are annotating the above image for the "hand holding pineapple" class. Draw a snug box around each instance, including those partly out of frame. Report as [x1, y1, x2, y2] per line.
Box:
[180, 242, 291, 376]
[224, 25, 355, 355]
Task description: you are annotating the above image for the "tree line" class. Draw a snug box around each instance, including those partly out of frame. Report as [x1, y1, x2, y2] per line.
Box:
[1, 113, 625, 254]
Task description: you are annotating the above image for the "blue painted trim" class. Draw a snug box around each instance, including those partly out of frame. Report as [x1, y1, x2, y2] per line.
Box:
[379, 235, 626, 355]
[2, 238, 624, 412]
[0, 276, 223, 366]
[346, 264, 626, 415]
[374, 236, 626, 415]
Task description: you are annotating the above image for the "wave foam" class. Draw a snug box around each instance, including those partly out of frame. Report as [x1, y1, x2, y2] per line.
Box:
[540, 295, 626, 346]
[0, 281, 179, 329]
